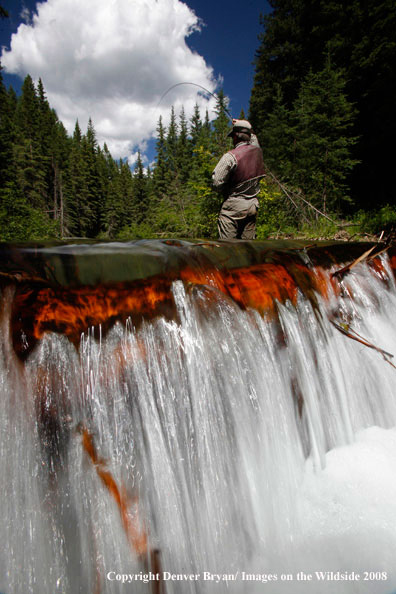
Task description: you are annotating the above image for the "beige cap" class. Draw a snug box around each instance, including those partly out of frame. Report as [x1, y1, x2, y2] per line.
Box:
[227, 119, 252, 137]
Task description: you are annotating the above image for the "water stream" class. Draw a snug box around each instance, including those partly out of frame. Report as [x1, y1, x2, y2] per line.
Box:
[0, 241, 396, 593]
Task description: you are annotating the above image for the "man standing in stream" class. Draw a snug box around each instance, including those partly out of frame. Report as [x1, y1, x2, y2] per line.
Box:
[212, 119, 266, 240]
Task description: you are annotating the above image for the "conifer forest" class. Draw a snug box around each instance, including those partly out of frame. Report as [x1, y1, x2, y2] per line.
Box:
[0, 0, 395, 241]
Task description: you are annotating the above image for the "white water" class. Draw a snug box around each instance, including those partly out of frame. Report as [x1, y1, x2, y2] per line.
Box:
[1, 256, 396, 594]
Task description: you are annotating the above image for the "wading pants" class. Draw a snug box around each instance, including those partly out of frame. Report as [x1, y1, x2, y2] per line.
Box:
[217, 196, 259, 240]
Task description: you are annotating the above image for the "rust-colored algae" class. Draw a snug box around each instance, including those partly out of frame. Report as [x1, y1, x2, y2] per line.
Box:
[7, 243, 396, 360]
[11, 276, 176, 358]
[79, 425, 149, 558]
[226, 264, 299, 313]
[11, 263, 304, 358]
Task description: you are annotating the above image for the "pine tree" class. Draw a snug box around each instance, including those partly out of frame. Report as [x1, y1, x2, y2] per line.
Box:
[102, 144, 122, 237]
[13, 75, 48, 210]
[259, 84, 294, 178]
[165, 106, 178, 180]
[188, 107, 220, 238]
[117, 159, 135, 228]
[212, 89, 231, 158]
[16, 75, 40, 139]
[176, 107, 190, 185]
[200, 110, 212, 150]
[65, 121, 92, 236]
[81, 118, 103, 236]
[291, 58, 358, 212]
[190, 103, 202, 148]
[0, 65, 13, 190]
[50, 120, 70, 236]
[36, 78, 64, 220]
[133, 151, 148, 224]
[153, 116, 167, 198]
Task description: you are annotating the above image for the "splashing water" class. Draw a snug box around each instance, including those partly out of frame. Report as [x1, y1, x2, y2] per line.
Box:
[1, 242, 396, 593]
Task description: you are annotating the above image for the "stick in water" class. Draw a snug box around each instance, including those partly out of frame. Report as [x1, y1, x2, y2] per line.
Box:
[77, 424, 164, 594]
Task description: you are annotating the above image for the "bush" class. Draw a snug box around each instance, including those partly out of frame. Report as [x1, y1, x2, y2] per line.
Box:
[256, 178, 298, 238]
[0, 191, 60, 241]
[355, 205, 396, 235]
[116, 222, 154, 240]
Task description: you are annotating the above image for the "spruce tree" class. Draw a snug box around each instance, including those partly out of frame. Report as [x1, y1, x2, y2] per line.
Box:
[0, 65, 13, 190]
[65, 121, 91, 236]
[133, 151, 148, 224]
[13, 75, 48, 210]
[259, 84, 294, 178]
[165, 106, 178, 180]
[81, 118, 103, 236]
[102, 144, 122, 237]
[153, 116, 167, 198]
[291, 59, 358, 212]
[176, 107, 190, 185]
[212, 89, 231, 158]
[190, 103, 202, 148]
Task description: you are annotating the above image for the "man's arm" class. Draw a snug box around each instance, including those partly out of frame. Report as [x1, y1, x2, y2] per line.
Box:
[212, 152, 237, 193]
[250, 133, 260, 147]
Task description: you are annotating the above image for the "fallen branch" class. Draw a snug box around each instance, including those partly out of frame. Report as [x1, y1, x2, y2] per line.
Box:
[367, 244, 391, 261]
[331, 321, 396, 369]
[0, 270, 49, 286]
[331, 246, 377, 280]
[264, 168, 340, 226]
[77, 424, 164, 593]
[265, 169, 311, 224]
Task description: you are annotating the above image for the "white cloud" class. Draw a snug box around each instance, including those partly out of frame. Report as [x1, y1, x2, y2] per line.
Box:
[1, 0, 219, 159]
[20, 6, 32, 25]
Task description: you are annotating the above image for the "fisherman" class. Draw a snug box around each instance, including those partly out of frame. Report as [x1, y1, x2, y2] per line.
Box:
[212, 119, 266, 240]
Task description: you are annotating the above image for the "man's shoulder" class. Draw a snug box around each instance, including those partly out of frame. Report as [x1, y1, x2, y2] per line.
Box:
[218, 150, 238, 164]
[230, 143, 261, 157]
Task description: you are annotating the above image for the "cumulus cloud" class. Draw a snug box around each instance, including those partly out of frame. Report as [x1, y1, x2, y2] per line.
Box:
[1, 0, 218, 159]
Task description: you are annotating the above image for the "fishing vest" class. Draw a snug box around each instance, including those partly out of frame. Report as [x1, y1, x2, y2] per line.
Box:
[229, 143, 266, 187]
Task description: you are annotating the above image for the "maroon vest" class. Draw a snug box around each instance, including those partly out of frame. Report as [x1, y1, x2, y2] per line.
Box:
[229, 143, 266, 186]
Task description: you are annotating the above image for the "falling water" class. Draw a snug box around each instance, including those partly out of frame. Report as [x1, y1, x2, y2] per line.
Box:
[1, 240, 396, 594]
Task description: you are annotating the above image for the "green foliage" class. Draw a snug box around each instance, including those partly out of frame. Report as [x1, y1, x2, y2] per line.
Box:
[0, 187, 59, 241]
[250, 0, 396, 210]
[116, 221, 154, 240]
[290, 58, 358, 211]
[355, 205, 396, 235]
[0, 67, 14, 188]
[255, 179, 295, 238]
[133, 151, 148, 224]
[152, 116, 167, 199]
[211, 89, 232, 158]
[297, 217, 339, 240]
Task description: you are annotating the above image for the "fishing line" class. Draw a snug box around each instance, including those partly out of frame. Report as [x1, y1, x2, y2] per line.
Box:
[156, 82, 233, 120]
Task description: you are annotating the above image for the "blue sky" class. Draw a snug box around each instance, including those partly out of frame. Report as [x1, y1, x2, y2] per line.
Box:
[0, 0, 270, 164]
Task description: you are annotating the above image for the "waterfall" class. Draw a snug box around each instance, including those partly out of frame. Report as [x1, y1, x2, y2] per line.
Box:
[0, 240, 396, 594]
